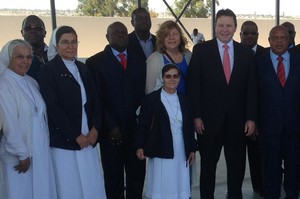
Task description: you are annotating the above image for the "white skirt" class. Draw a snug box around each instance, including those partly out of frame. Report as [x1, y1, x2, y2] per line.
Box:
[146, 133, 190, 199]
[51, 145, 106, 199]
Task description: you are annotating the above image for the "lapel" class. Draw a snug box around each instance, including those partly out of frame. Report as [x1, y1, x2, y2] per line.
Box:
[265, 54, 283, 88]
[285, 53, 298, 87]
[211, 39, 228, 85]
[105, 45, 127, 72]
[54, 55, 79, 85]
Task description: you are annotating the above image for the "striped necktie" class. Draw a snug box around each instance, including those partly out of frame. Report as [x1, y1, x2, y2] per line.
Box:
[277, 55, 286, 87]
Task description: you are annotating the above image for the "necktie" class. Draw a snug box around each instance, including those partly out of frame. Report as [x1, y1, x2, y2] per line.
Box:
[277, 55, 286, 87]
[222, 44, 230, 84]
[118, 53, 127, 69]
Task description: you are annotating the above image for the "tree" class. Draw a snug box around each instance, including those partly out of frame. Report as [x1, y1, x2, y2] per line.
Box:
[77, 0, 149, 17]
[172, 0, 219, 18]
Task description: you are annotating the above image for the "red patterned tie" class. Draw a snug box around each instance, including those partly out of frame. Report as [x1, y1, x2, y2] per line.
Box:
[118, 53, 127, 69]
[223, 44, 230, 84]
[277, 56, 286, 87]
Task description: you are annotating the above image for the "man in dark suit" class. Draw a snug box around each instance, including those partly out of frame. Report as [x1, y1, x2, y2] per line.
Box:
[281, 21, 296, 48]
[240, 20, 265, 196]
[187, 9, 257, 199]
[21, 15, 48, 80]
[86, 22, 146, 199]
[128, 7, 156, 61]
[256, 25, 300, 199]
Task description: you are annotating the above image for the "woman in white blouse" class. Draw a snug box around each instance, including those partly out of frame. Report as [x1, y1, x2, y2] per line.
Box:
[38, 26, 106, 199]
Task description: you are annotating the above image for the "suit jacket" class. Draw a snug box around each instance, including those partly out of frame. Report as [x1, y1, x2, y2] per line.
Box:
[86, 45, 146, 136]
[38, 54, 102, 150]
[187, 38, 257, 134]
[128, 31, 156, 61]
[256, 50, 300, 136]
[134, 88, 197, 159]
[255, 44, 267, 56]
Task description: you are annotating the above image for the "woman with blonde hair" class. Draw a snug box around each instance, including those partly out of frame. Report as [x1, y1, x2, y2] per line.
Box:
[145, 20, 191, 94]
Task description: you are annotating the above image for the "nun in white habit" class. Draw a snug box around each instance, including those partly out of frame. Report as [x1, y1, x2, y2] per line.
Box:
[38, 26, 106, 199]
[0, 39, 57, 199]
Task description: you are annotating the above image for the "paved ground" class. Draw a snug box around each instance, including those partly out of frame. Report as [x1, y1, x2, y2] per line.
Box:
[142, 150, 292, 199]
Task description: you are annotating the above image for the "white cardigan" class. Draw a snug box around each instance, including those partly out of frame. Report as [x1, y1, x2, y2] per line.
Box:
[145, 50, 192, 94]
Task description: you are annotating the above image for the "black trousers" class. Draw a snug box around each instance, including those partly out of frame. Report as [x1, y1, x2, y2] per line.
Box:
[246, 136, 263, 194]
[198, 118, 246, 199]
[100, 133, 145, 199]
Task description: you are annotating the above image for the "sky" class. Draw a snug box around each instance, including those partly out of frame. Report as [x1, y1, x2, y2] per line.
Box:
[0, 0, 298, 16]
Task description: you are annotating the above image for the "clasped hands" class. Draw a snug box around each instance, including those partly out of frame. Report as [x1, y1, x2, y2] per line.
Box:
[76, 126, 98, 149]
[109, 127, 122, 146]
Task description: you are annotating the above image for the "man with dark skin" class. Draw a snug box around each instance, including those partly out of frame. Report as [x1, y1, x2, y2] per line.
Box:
[240, 20, 265, 197]
[21, 15, 48, 80]
[86, 22, 146, 199]
[256, 25, 300, 199]
[128, 8, 156, 61]
[240, 21, 266, 55]
[281, 21, 296, 48]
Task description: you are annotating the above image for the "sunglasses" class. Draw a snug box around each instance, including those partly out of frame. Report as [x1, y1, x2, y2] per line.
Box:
[23, 26, 44, 31]
[164, 74, 180, 79]
[241, 32, 258, 36]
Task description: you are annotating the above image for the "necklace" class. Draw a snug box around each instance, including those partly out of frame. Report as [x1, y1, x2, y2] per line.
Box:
[163, 91, 180, 123]
[24, 79, 38, 112]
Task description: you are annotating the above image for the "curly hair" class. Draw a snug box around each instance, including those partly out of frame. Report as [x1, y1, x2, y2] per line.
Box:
[156, 20, 188, 53]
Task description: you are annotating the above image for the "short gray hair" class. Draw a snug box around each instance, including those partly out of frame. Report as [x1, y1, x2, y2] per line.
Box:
[8, 39, 32, 61]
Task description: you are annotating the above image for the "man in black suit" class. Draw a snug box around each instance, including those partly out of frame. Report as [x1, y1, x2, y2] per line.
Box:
[240, 20, 265, 196]
[86, 22, 146, 199]
[128, 7, 156, 61]
[281, 21, 296, 48]
[256, 25, 300, 199]
[21, 15, 48, 80]
[187, 9, 257, 199]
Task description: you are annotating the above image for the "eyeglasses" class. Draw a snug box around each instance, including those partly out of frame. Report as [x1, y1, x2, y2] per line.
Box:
[241, 32, 258, 36]
[164, 74, 180, 79]
[13, 54, 33, 61]
[23, 26, 44, 32]
[59, 40, 79, 47]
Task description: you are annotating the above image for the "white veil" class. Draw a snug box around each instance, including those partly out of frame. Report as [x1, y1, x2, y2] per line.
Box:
[0, 40, 12, 76]
[47, 26, 60, 61]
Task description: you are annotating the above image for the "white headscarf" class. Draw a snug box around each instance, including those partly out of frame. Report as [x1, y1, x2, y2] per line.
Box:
[0, 40, 12, 76]
[47, 26, 60, 61]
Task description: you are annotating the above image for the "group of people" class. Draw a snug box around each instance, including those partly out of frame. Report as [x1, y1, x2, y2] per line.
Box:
[0, 7, 300, 199]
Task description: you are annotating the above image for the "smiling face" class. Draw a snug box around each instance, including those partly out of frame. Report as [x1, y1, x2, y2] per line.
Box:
[21, 16, 46, 46]
[215, 16, 237, 44]
[9, 45, 33, 76]
[164, 27, 181, 51]
[240, 23, 259, 48]
[162, 68, 180, 94]
[56, 33, 78, 61]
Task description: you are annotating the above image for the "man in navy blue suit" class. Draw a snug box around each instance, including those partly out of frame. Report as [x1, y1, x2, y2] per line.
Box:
[86, 22, 146, 199]
[256, 25, 300, 199]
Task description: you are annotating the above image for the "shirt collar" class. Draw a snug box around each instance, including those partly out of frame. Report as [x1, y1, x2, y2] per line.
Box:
[217, 38, 234, 49]
[110, 47, 127, 57]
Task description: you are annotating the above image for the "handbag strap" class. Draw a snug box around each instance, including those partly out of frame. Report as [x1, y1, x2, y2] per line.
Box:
[163, 51, 186, 82]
